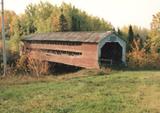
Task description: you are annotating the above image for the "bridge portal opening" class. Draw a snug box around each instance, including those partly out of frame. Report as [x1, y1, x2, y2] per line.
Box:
[100, 42, 122, 66]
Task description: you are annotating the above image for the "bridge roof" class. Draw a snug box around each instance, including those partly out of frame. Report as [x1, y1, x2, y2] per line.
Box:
[22, 31, 116, 43]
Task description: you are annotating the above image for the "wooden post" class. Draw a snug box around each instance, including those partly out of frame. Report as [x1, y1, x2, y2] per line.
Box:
[1, 0, 7, 76]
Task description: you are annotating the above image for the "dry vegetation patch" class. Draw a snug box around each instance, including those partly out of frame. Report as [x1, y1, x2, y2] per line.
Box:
[0, 68, 111, 86]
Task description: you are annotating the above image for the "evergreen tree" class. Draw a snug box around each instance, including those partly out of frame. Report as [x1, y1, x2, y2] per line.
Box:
[128, 25, 134, 43]
[59, 9, 68, 32]
[127, 25, 135, 51]
[78, 20, 81, 31]
[112, 27, 116, 32]
[71, 16, 81, 31]
[71, 16, 77, 31]
[117, 28, 122, 36]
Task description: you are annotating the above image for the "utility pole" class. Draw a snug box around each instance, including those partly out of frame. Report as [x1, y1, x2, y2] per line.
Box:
[1, 0, 6, 77]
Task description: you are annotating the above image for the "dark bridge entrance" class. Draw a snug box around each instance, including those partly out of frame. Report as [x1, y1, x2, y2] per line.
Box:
[100, 42, 122, 66]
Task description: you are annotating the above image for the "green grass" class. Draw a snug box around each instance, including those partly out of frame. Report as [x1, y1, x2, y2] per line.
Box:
[0, 71, 160, 113]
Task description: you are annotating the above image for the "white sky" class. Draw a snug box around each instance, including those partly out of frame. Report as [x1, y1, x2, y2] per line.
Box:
[4, 0, 160, 29]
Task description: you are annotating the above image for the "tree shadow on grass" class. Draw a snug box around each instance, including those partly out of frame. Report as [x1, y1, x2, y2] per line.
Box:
[114, 65, 160, 72]
[102, 64, 160, 72]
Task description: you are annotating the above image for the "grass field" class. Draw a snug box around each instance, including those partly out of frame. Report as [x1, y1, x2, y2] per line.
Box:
[0, 70, 160, 113]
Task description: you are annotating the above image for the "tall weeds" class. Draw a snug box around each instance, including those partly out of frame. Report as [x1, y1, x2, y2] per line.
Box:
[27, 57, 50, 77]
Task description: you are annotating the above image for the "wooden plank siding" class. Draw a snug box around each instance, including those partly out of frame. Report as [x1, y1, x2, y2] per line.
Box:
[27, 43, 99, 69]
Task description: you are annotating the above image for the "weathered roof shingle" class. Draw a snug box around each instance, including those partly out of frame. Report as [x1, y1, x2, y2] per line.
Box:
[22, 31, 113, 43]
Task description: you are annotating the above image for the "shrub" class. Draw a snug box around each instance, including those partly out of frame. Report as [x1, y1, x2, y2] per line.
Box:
[7, 50, 19, 66]
[27, 57, 50, 77]
[127, 39, 160, 70]
[16, 55, 28, 74]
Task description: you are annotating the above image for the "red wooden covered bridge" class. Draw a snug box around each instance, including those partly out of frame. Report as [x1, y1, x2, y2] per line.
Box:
[21, 31, 126, 69]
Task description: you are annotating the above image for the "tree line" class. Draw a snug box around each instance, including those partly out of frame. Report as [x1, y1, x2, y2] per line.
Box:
[0, 2, 113, 52]
[1, 1, 160, 72]
[1, 1, 159, 53]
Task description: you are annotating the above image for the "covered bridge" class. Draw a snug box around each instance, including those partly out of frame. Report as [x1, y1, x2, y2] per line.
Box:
[21, 31, 126, 69]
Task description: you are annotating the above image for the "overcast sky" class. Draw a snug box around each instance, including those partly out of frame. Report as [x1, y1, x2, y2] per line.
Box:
[4, 0, 160, 29]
